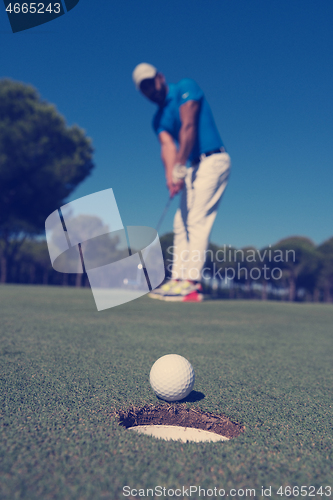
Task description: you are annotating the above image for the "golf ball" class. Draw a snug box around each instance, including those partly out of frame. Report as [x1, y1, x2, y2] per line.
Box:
[149, 354, 195, 402]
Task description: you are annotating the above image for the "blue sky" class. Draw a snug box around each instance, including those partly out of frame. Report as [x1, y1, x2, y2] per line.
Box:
[1, 0, 333, 249]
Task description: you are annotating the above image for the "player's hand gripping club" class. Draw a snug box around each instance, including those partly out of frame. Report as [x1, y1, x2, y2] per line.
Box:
[167, 163, 187, 198]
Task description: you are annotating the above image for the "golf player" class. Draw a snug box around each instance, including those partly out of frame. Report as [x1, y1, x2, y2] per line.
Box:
[132, 63, 231, 302]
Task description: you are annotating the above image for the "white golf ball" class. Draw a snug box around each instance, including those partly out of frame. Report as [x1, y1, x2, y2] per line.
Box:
[149, 354, 195, 402]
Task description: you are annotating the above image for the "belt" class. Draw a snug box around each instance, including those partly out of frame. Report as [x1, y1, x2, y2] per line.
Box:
[191, 147, 226, 165]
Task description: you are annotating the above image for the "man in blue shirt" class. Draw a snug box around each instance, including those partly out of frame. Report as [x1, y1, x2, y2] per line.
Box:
[133, 63, 231, 302]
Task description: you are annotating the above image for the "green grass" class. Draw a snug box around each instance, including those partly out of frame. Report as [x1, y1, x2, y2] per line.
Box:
[1, 285, 332, 500]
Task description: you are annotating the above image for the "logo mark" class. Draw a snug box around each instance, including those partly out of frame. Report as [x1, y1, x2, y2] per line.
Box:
[45, 188, 165, 310]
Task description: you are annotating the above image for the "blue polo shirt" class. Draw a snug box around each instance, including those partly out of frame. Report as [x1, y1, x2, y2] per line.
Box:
[152, 78, 224, 162]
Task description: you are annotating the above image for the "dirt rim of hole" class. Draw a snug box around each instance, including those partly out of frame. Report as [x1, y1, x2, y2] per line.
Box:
[114, 403, 245, 439]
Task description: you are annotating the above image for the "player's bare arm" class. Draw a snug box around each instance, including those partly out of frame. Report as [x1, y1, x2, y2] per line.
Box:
[159, 131, 184, 198]
[176, 100, 200, 165]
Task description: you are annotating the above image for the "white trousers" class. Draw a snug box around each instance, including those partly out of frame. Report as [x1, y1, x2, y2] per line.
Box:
[171, 152, 231, 281]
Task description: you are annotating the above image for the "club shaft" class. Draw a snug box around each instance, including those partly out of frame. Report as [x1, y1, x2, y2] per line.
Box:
[156, 197, 172, 232]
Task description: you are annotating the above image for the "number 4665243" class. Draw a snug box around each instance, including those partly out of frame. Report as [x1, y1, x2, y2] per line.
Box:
[6, 3, 61, 14]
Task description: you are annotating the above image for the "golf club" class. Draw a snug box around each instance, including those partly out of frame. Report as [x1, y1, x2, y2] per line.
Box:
[155, 195, 173, 233]
[130, 196, 173, 288]
[122, 196, 174, 289]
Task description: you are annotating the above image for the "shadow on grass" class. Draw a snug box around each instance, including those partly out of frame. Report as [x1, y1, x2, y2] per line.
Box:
[156, 390, 205, 403]
[181, 390, 205, 402]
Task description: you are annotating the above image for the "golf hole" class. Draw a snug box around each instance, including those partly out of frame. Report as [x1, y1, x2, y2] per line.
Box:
[115, 404, 244, 443]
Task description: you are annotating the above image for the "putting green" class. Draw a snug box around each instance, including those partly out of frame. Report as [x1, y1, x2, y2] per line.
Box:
[1, 285, 332, 500]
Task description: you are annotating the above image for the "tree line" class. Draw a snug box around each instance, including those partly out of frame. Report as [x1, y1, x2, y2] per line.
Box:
[0, 233, 332, 303]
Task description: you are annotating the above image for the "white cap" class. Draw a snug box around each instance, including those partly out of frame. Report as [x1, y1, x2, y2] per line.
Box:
[132, 63, 157, 89]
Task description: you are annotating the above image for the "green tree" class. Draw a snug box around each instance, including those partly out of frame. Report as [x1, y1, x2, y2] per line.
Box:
[12, 239, 51, 285]
[316, 237, 333, 302]
[0, 79, 95, 282]
[271, 236, 317, 301]
[296, 249, 321, 301]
